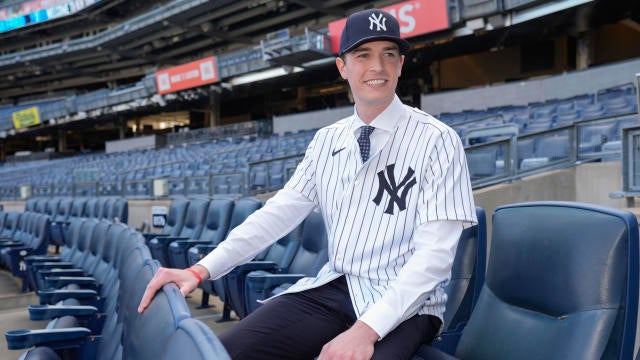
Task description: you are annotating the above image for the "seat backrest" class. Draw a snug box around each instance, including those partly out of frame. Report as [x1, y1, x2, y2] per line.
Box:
[45, 199, 60, 218]
[55, 198, 73, 222]
[226, 197, 262, 236]
[441, 207, 487, 332]
[35, 199, 47, 214]
[98, 198, 114, 219]
[288, 210, 328, 275]
[1, 211, 19, 238]
[123, 267, 191, 359]
[163, 318, 231, 360]
[84, 198, 99, 218]
[456, 202, 638, 360]
[109, 198, 128, 223]
[198, 199, 234, 245]
[261, 230, 300, 269]
[25, 198, 37, 212]
[70, 198, 87, 219]
[164, 198, 189, 236]
[177, 198, 209, 239]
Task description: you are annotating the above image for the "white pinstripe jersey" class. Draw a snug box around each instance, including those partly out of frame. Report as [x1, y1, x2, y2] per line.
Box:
[280, 98, 477, 322]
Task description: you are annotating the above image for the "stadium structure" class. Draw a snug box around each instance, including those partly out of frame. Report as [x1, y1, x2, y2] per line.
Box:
[0, 0, 639, 359]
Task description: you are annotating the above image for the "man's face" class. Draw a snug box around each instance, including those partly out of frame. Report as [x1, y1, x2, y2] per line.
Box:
[336, 40, 404, 111]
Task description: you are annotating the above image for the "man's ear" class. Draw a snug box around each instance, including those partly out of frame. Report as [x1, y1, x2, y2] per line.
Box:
[336, 56, 348, 80]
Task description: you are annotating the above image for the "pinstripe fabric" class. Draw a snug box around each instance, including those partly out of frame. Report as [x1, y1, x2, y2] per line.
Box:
[281, 96, 477, 335]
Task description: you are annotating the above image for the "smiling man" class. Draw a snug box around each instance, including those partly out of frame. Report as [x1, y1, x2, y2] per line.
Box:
[139, 8, 477, 360]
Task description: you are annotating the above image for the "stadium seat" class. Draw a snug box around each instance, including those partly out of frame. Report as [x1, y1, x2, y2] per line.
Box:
[244, 210, 327, 315]
[142, 198, 189, 242]
[167, 199, 234, 269]
[414, 201, 638, 360]
[188, 197, 262, 312]
[0, 213, 51, 291]
[49, 198, 72, 250]
[149, 198, 209, 267]
[108, 198, 128, 223]
[225, 221, 301, 319]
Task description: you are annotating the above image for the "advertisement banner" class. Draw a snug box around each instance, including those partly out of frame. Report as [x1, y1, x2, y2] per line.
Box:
[12, 107, 41, 129]
[155, 56, 219, 95]
[328, 0, 450, 54]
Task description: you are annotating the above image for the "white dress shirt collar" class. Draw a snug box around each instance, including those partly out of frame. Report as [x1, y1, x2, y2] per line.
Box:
[351, 95, 405, 135]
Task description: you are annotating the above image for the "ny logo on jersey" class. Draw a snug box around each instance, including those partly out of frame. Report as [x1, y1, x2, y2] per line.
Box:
[372, 164, 417, 215]
[368, 13, 387, 32]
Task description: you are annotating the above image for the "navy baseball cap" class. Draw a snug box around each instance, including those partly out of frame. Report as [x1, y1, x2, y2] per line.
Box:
[339, 9, 411, 56]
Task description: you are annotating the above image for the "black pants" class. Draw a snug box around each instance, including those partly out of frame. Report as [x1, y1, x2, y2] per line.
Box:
[219, 276, 441, 360]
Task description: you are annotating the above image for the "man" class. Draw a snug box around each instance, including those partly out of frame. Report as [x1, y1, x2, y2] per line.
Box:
[139, 8, 476, 360]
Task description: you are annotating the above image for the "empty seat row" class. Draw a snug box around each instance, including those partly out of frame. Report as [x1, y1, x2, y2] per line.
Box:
[0, 211, 51, 291]
[25, 197, 128, 225]
[5, 217, 231, 359]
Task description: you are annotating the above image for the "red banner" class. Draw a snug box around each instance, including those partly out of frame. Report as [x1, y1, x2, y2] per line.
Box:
[328, 0, 449, 54]
[155, 56, 219, 95]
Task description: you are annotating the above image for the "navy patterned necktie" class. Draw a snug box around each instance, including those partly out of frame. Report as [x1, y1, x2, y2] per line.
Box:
[358, 125, 375, 162]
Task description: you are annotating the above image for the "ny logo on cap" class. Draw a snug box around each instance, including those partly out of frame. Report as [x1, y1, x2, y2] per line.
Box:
[368, 13, 387, 32]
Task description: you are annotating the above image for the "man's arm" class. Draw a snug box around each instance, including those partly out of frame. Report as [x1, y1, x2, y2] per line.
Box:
[138, 188, 316, 313]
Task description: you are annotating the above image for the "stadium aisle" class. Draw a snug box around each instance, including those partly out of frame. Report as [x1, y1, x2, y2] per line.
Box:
[0, 269, 43, 359]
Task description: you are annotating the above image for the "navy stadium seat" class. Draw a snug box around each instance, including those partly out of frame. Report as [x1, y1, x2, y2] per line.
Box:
[188, 197, 262, 313]
[244, 210, 328, 315]
[149, 198, 209, 267]
[167, 199, 234, 269]
[415, 202, 638, 360]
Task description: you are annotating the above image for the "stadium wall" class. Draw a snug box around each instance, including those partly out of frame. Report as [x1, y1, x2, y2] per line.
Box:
[421, 57, 640, 115]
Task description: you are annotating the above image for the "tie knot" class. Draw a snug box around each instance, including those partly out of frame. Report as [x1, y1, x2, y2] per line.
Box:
[360, 126, 375, 138]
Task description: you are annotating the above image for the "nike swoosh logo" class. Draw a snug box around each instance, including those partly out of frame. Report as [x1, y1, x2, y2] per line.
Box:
[332, 147, 346, 156]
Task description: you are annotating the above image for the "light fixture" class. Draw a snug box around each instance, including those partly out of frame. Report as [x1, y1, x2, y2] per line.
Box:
[229, 66, 304, 86]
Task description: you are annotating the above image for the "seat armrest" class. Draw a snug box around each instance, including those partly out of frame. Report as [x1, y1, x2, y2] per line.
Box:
[194, 244, 218, 254]
[430, 327, 465, 355]
[29, 305, 98, 321]
[142, 232, 162, 240]
[25, 255, 61, 265]
[246, 273, 306, 291]
[151, 236, 189, 244]
[44, 276, 97, 290]
[33, 262, 75, 272]
[39, 268, 86, 277]
[5, 327, 91, 350]
[172, 239, 210, 248]
[233, 261, 280, 273]
[0, 241, 25, 247]
[38, 289, 98, 305]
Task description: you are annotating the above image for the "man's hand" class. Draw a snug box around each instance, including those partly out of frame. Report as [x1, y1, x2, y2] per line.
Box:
[318, 321, 379, 360]
[137, 265, 209, 313]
